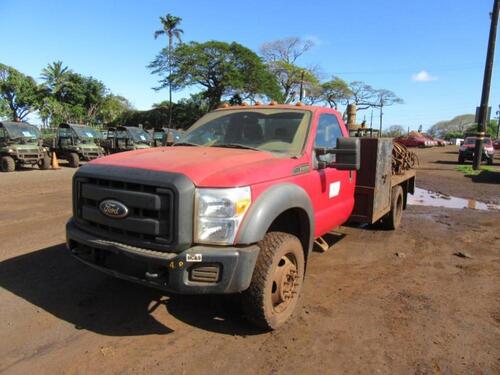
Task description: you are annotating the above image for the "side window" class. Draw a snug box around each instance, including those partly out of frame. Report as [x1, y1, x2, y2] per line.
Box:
[314, 114, 344, 163]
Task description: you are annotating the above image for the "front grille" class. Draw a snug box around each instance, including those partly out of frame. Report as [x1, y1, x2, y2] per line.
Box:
[75, 177, 174, 249]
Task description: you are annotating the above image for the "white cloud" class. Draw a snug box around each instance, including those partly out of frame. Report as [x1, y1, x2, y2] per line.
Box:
[412, 70, 438, 82]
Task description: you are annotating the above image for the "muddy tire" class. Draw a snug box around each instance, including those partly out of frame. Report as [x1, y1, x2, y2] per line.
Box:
[458, 154, 465, 164]
[68, 152, 80, 168]
[241, 232, 305, 330]
[38, 154, 51, 170]
[383, 185, 404, 230]
[1, 156, 15, 172]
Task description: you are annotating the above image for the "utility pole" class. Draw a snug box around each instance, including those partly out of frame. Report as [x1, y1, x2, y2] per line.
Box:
[496, 104, 500, 138]
[473, 0, 499, 169]
[370, 109, 373, 128]
[379, 98, 384, 135]
[299, 70, 305, 102]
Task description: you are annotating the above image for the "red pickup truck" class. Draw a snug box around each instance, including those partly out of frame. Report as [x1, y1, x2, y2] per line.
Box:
[67, 104, 415, 329]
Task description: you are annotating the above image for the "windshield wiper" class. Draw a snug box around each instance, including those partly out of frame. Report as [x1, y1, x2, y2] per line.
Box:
[212, 143, 260, 151]
[172, 141, 200, 147]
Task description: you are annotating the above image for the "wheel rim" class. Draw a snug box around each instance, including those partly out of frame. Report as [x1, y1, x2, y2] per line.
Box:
[271, 253, 300, 314]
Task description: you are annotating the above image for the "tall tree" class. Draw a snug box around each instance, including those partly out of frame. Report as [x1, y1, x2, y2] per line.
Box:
[373, 89, 403, 133]
[0, 63, 40, 121]
[321, 77, 352, 109]
[260, 37, 318, 103]
[347, 81, 377, 110]
[150, 41, 280, 110]
[40, 61, 69, 100]
[154, 14, 183, 127]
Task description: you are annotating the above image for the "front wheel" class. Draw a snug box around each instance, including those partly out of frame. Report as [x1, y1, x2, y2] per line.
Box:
[458, 154, 465, 164]
[241, 232, 305, 330]
[38, 154, 51, 170]
[487, 157, 493, 165]
[68, 152, 80, 168]
[1, 156, 15, 172]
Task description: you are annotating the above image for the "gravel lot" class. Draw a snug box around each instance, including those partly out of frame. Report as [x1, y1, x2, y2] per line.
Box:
[0, 147, 499, 375]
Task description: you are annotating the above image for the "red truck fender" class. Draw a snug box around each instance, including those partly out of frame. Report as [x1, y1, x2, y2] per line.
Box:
[235, 183, 314, 260]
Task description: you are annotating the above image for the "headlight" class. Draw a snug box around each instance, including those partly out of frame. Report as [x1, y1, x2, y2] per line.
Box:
[194, 187, 251, 245]
[7, 149, 14, 153]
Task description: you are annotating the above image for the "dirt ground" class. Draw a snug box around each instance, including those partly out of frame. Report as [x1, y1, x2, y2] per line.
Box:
[414, 145, 500, 204]
[0, 148, 499, 375]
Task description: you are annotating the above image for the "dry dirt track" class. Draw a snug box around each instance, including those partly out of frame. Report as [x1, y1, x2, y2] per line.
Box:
[0, 148, 499, 375]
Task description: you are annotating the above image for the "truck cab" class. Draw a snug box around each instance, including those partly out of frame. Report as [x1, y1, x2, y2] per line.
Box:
[66, 104, 412, 329]
[0, 121, 50, 172]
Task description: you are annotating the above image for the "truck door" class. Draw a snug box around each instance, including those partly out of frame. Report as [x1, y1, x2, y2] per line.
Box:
[312, 113, 356, 235]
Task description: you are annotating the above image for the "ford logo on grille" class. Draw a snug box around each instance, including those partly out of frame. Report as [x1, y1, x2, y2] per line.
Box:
[99, 199, 129, 219]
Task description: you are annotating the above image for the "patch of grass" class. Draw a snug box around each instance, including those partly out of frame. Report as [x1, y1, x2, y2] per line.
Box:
[456, 165, 494, 176]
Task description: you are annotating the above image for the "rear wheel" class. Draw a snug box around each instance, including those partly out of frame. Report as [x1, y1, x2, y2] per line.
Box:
[1, 156, 15, 172]
[38, 154, 51, 170]
[241, 232, 305, 330]
[383, 185, 404, 230]
[68, 152, 80, 168]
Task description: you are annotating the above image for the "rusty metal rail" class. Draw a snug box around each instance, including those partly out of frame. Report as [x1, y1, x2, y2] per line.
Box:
[392, 142, 418, 175]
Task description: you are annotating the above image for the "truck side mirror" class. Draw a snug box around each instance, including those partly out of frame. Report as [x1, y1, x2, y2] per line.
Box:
[315, 137, 360, 170]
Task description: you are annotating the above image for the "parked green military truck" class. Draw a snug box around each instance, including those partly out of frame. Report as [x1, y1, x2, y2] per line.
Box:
[50, 123, 104, 168]
[0, 121, 50, 172]
[102, 126, 152, 154]
[152, 128, 184, 147]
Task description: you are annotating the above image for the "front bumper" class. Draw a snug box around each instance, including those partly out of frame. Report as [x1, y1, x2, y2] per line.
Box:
[81, 151, 103, 161]
[66, 219, 259, 294]
[15, 151, 44, 163]
[460, 149, 494, 160]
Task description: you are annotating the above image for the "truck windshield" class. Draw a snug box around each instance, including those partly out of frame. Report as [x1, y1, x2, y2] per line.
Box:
[70, 126, 101, 142]
[182, 109, 311, 155]
[4, 123, 41, 142]
[119, 127, 151, 143]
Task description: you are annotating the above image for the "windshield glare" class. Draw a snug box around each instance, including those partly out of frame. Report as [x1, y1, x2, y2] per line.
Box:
[4, 124, 40, 142]
[183, 109, 311, 155]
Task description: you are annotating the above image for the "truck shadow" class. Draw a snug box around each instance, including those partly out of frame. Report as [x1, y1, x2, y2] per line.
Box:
[0, 244, 263, 337]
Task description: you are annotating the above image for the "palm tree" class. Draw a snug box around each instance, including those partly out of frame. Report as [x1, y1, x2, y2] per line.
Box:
[41, 61, 69, 101]
[154, 14, 183, 127]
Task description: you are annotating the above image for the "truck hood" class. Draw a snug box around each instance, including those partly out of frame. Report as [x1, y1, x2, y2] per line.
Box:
[91, 146, 301, 187]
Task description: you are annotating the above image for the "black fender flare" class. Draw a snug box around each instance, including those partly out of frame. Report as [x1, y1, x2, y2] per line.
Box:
[235, 183, 315, 256]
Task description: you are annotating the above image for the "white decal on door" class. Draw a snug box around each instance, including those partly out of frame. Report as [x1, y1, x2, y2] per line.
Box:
[329, 181, 340, 198]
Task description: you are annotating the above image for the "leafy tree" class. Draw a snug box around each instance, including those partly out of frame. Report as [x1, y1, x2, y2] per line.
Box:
[260, 37, 318, 103]
[373, 89, 403, 132]
[347, 81, 377, 110]
[428, 114, 475, 138]
[383, 125, 405, 137]
[116, 93, 209, 130]
[0, 63, 41, 121]
[154, 14, 183, 126]
[321, 77, 352, 109]
[40, 61, 69, 101]
[150, 41, 280, 110]
[260, 37, 314, 64]
[99, 95, 133, 124]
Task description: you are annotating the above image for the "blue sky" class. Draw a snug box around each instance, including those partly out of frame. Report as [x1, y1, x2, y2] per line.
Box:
[1, 0, 499, 131]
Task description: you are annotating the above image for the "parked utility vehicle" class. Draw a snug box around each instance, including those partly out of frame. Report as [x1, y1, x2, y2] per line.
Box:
[152, 128, 184, 147]
[102, 126, 152, 154]
[50, 123, 104, 168]
[67, 105, 415, 329]
[0, 121, 50, 172]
